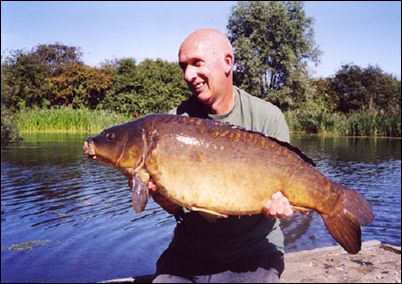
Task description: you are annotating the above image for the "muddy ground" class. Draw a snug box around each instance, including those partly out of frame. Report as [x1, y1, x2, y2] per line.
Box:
[281, 240, 401, 283]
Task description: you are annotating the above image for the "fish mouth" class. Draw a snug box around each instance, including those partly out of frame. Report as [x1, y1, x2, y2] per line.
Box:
[83, 141, 97, 159]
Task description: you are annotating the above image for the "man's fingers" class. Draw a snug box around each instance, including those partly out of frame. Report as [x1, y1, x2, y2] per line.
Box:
[269, 202, 277, 216]
[147, 180, 157, 193]
[284, 207, 293, 216]
[263, 192, 294, 218]
[284, 199, 293, 216]
[272, 191, 283, 199]
[276, 199, 285, 215]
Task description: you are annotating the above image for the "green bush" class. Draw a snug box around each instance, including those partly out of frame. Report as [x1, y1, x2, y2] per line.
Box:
[1, 106, 23, 144]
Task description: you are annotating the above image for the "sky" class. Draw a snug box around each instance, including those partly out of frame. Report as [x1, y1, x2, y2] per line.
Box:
[1, 1, 401, 79]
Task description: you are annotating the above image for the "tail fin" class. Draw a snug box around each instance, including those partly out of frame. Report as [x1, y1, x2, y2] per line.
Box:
[322, 188, 374, 254]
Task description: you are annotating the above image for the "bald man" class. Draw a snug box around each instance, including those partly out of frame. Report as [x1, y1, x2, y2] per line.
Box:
[150, 28, 293, 283]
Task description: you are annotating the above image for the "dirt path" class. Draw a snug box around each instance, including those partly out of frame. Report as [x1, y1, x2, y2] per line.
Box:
[281, 240, 401, 283]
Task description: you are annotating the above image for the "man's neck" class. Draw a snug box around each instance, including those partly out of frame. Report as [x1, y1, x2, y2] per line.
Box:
[210, 89, 235, 115]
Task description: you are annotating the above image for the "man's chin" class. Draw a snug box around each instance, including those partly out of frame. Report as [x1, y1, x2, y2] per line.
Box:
[194, 91, 212, 104]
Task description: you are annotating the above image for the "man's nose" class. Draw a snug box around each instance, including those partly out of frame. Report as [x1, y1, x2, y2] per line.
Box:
[184, 65, 197, 83]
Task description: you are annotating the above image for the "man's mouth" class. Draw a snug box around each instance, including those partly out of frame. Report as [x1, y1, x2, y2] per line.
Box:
[194, 82, 205, 90]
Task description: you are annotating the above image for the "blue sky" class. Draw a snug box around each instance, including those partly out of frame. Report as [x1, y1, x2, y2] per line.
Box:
[2, 1, 401, 79]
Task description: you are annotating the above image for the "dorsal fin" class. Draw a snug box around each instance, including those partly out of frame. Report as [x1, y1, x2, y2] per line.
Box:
[266, 136, 316, 167]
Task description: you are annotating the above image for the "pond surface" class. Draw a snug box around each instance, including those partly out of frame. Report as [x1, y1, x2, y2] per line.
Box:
[1, 133, 400, 283]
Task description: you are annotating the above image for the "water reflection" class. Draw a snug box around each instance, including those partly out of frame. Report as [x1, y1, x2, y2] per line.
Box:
[1, 133, 401, 282]
[291, 135, 401, 164]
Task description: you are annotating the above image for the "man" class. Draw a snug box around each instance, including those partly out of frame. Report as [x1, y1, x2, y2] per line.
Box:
[149, 28, 293, 283]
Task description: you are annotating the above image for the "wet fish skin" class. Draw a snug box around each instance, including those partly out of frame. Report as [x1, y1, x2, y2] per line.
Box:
[83, 114, 374, 254]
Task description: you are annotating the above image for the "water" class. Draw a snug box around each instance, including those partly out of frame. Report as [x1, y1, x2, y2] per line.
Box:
[1, 133, 401, 283]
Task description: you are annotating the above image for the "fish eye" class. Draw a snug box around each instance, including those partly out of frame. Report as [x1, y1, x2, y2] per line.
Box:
[106, 132, 115, 140]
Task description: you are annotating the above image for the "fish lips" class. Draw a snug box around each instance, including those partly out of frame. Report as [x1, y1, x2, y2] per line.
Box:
[83, 141, 97, 159]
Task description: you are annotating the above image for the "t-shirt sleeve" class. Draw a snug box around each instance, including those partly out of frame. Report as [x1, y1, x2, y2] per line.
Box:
[270, 111, 290, 143]
[258, 105, 290, 144]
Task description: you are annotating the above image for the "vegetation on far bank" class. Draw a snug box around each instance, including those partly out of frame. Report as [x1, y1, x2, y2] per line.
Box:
[11, 107, 400, 139]
[2, 1, 400, 144]
[16, 107, 131, 134]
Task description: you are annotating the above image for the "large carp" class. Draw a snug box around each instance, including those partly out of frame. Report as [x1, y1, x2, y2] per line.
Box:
[83, 114, 374, 254]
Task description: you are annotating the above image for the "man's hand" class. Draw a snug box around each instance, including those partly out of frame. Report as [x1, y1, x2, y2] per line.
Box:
[148, 180, 181, 215]
[263, 191, 293, 218]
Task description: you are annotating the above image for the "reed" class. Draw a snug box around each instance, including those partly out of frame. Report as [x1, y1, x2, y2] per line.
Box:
[285, 110, 401, 137]
[15, 107, 401, 137]
[16, 107, 132, 133]
[334, 111, 401, 137]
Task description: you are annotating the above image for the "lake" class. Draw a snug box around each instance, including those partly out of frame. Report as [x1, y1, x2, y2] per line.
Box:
[1, 133, 401, 283]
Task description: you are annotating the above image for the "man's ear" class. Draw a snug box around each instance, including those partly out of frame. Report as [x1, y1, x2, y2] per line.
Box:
[223, 53, 234, 75]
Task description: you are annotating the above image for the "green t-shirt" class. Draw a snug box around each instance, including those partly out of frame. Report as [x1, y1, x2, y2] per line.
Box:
[168, 86, 290, 263]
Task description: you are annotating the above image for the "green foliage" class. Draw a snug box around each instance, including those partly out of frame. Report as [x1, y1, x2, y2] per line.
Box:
[310, 78, 339, 113]
[16, 106, 131, 133]
[285, 64, 401, 136]
[227, 1, 321, 110]
[1, 105, 23, 145]
[1, 49, 51, 109]
[1, 37, 400, 137]
[334, 110, 401, 137]
[32, 43, 83, 75]
[100, 58, 190, 117]
[331, 64, 400, 114]
[1, 43, 83, 110]
[49, 62, 112, 109]
[286, 109, 401, 137]
[285, 96, 332, 134]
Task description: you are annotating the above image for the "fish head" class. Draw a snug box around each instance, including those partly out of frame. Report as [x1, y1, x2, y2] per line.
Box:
[83, 120, 147, 175]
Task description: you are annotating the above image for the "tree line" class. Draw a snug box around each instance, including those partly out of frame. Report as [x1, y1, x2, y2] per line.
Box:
[1, 43, 191, 115]
[1, 1, 400, 143]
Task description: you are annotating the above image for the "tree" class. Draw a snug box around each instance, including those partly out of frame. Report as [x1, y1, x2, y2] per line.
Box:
[33, 43, 83, 75]
[1, 43, 83, 110]
[331, 64, 401, 114]
[310, 77, 339, 112]
[100, 58, 139, 98]
[100, 59, 190, 116]
[49, 62, 112, 109]
[1, 49, 51, 109]
[227, 1, 321, 110]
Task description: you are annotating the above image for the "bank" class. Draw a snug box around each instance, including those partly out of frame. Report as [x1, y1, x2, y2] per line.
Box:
[281, 240, 401, 283]
[100, 240, 401, 283]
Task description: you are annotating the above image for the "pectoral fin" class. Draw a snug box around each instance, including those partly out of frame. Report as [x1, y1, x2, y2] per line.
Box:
[130, 173, 149, 213]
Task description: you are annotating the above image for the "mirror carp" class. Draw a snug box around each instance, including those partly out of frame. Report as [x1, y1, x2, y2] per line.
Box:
[83, 114, 374, 254]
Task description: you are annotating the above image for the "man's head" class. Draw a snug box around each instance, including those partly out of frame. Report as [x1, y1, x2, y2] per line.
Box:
[178, 28, 234, 112]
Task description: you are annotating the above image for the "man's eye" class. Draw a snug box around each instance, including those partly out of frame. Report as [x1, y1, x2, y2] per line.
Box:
[193, 60, 202, 67]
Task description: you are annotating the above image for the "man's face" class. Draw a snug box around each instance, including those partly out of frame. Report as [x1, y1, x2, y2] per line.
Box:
[178, 39, 227, 105]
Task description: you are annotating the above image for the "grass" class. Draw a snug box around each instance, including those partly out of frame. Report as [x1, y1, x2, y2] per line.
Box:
[13, 107, 401, 137]
[16, 107, 132, 133]
[285, 110, 401, 137]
